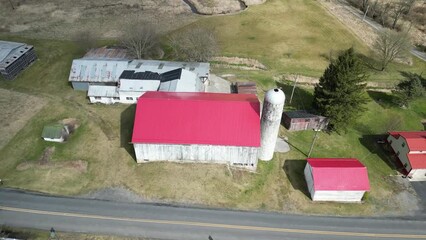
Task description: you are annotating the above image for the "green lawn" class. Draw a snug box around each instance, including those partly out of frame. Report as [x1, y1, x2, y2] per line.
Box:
[197, 0, 426, 83]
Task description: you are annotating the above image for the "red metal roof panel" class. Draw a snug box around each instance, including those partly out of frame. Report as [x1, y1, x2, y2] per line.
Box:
[408, 154, 426, 169]
[388, 131, 426, 151]
[307, 158, 370, 191]
[132, 91, 260, 147]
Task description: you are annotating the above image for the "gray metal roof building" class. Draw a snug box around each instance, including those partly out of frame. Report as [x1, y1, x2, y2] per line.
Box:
[0, 40, 37, 80]
[127, 60, 209, 81]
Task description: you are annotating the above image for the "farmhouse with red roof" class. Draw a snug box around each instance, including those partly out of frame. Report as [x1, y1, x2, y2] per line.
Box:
[304, 158, 370, 202]
[131, 91, 261, 169]
[387, 131, 426, 181]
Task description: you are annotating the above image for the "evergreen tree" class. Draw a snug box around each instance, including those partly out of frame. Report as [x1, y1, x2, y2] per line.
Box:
[313, 48, 368, 133]
[393, 72, 425, 107]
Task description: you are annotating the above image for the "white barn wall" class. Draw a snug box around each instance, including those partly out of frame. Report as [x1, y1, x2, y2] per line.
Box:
[134, 143, 258, 169]
[411, 169, 426, 181]
[89, 96, 120, 104]
[119, 91, 145, 104]
[311, 191, 365, 202]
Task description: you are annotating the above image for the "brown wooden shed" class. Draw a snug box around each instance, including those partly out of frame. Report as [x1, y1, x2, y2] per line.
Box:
[282, 111, 328, 131]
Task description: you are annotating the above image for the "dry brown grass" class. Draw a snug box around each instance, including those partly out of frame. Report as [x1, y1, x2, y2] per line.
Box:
[0, 88, 47, 150]
[0, 0, 199, 39]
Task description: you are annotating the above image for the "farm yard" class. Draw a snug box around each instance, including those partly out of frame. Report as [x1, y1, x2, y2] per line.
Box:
[0, 0, 426, 217]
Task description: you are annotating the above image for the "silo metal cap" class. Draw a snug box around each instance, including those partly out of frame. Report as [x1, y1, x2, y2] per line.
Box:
[264, 88, 285, 105]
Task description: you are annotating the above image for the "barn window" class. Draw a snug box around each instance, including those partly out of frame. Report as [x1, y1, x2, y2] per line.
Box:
[402, 142, 406, 147]
[404, 163, 408, 168]
[126, 97, 133, 100]
[397, 151, 400, 156]
[94, 97, 101, 100]
[113, 97, 119, 100]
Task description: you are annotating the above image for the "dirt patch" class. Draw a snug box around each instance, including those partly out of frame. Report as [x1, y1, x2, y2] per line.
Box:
[276, 74, 395, 90]
[17, 159, 88, 173]
[0, 88, 47, 151]
[16, 146, 88, 173]
[0, 0, 197, 39]
[60, 118, 80, 134]
[185, 0, 265, 15]
[212, 56, 267, 70]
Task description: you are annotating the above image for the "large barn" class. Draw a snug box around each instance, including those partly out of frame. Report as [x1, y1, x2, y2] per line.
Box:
[387, 131, 426, 181]
[304, 158, 370, 202]
[0, 40, 37, 80]
[131, 91, 261, 169]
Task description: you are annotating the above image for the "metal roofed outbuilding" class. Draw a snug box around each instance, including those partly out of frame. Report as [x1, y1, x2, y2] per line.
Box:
[304, 158, 370, 202]
[0, 40, 37, 80]
[282, 110, 329, 131]
[132, 91, 260, 169]
[128, 59, 209, 83]
[68, 59, 129, 90]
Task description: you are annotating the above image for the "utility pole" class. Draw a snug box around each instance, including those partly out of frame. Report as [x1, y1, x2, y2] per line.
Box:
[8, 0, 15, 10]
[289, 75, 298, 104]
[307, 129, 320, 158]
[363, 5, 370, 21]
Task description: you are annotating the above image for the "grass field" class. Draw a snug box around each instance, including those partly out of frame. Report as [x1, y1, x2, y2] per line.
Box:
[197, 0, 426, 84]
[1, 0, 425, 217]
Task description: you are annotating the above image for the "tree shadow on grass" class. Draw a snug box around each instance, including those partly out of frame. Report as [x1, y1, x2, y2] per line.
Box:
[276, 81, 314, 112]
[359, 134, 407, 175]
[356, 53, 382, 71]
[120, 104, 136, 160]
[367, 90, 396, 109]
[282, 159, 310, 199]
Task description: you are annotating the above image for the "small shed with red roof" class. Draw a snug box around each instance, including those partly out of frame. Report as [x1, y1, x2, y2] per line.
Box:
[304, 158, 370, 202]
[132, 91, 261, 169]
[387, 131, 426, 181]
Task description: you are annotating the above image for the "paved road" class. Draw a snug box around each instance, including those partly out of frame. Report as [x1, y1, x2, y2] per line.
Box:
[1, 189, 426, 239]
[338, 0, 426, 62]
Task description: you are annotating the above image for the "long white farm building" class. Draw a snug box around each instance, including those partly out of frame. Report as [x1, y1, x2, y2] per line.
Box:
[68, 48, 210, 104]
[131, 91, 261, 169]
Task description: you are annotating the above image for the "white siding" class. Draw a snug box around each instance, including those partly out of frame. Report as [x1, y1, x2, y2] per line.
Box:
[387, 135, 411, 173]
[134, 143, 258, 169]
[43, 137, 64, 143]
[89, 96, 120, 104]
[311, 190, 365, 202]
[119, 91, 145, 104]
[410, 169, 426, 181]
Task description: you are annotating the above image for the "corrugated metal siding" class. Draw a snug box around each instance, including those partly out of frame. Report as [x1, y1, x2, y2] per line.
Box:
[134, 143, 258, 168]
[72, 82, 89, 91]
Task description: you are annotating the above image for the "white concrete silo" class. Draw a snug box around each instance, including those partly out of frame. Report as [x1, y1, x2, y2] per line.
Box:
[259, 88, 285, 161]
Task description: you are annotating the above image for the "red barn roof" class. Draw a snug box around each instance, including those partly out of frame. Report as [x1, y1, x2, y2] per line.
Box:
[307, 158, 370, 191]
[389, 131, 426, 151]
[132, 91, 260, 147]
[388, 131, 426, 170]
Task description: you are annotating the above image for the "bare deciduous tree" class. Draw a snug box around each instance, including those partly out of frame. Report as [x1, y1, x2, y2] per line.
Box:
[120, 22, 159, 59]
[389, 0, 415, 29]
[169, 26, 218, 62]
[373, 29, 411, 71]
